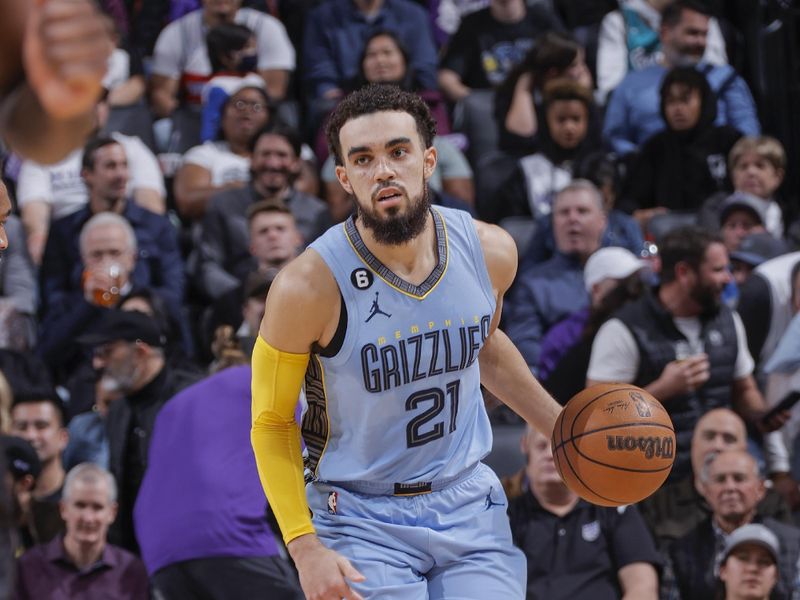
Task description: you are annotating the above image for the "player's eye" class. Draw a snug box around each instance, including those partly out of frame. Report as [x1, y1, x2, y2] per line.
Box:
[354, 156, 370, 166]
[392, 148, 407, 158]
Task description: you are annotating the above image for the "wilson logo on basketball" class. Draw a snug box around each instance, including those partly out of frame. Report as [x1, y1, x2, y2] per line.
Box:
[605, 435, 675, 459]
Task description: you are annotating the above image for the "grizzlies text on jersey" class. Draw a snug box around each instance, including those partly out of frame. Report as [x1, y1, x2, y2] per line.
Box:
[304, 206, 496, 486]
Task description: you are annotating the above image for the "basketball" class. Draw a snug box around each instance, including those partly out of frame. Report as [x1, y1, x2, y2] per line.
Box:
[551, 383, 676, 506]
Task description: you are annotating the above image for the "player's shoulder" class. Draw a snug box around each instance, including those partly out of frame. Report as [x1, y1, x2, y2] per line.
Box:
[473, 220, 516, 261]
[269, 248, 339, 307]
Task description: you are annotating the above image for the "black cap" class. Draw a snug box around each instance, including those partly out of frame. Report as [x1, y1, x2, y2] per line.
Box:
[730, 233, 789, 267]
[77, 309, 166, 348]
[0, 436, 41, 481]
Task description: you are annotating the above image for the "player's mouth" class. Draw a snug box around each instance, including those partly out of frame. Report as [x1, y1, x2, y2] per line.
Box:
[374, 187, 404, 207]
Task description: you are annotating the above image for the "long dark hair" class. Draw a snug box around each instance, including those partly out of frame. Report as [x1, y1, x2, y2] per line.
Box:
[582, 272, 646, 341]
[350, 30, 418, 92]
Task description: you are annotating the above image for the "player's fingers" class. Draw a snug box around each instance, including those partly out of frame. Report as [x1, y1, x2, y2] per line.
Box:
[39, 0, 99, 22]
[338, 556, 366, 582]
[342, 587, 365, 600]
[40, 15, 108, 45]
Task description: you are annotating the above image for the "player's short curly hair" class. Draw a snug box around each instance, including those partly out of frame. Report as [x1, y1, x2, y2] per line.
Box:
[325, 84, 436, 166]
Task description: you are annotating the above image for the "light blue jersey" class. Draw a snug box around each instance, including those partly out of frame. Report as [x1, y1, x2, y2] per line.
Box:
[303, 206, 496, 488]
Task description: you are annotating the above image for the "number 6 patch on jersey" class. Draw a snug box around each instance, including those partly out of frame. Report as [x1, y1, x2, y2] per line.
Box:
[350, 268, 374, 290]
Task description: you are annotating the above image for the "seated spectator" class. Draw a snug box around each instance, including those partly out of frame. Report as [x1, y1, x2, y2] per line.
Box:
[494, 31, 597, 157]
[504, 180, 607, 371]
[0, 435, 41, 555]
[520, 151, 644, 268]
[16, 92, 166, 265]
[700, 136, 787, 238]
[621, 66, 742, 228]
[718, 524, 780, 600]
[303, 0, 438, 118]
[149, 0, 295, 118]
[175, 80, 272, 220]
[730, 233, 789, 288]
[540, 247, 648, 401]
[667, 450, 800, 600]
[718, 193, 770, 255]
[596, 0, 728, 103]
[639, 408, 793, 551]
[586, 227, 777, 480]
[200, 23, 260, 143]
[0, 216, 37, 351]
[79, 310, 201, 552]
[507, 426, 660, 599]
[135, 365, 304, 600]
[437, 0, 562, 103]
[10, 390, 68, 548]
[15, 463, 149, 599]
[603, 1, 759, 156]
[39, 174, 185, 381]
[494, 79, 599, 224]
[316, 30, 453, 161]
[196, 122, 330, 299]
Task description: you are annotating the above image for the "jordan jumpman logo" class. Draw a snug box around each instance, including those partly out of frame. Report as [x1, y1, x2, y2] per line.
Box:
[365, 292, 392, 322]
[485, 487, 506, 510]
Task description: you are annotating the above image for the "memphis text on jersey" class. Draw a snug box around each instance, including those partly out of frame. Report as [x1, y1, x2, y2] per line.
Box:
[361, 314, 492, 394]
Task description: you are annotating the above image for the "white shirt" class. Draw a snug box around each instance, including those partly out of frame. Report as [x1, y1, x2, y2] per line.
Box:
[587, 310, 754, 382]
[17, 133, 165, 219]
[182, 141, 250, 186]
[596, 0, 728, 103]
[151, 8, 295, 80]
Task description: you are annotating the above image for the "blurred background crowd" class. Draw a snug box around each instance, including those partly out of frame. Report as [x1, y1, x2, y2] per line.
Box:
[0, 0, 799, 598]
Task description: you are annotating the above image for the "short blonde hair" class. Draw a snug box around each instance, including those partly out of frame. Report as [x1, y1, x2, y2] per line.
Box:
[728, 136, 786, 173]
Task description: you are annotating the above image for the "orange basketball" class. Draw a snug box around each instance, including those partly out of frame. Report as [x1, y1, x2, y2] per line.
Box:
[551, 383, 676, 506]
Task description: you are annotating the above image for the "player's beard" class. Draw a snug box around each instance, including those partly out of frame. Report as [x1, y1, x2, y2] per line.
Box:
[356, 180, 431, 246]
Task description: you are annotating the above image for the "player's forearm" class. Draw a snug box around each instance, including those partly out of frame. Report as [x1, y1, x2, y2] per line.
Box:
[479, 328, 561, 436]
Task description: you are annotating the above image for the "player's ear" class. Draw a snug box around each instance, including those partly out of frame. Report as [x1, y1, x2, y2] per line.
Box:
[335, 164, 354, 195]
[423, 145, 437, 181]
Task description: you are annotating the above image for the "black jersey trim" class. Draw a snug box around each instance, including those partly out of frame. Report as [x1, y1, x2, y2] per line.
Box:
[313, 290, 348, 358]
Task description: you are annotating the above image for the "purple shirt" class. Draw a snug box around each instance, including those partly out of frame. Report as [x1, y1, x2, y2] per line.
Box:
[133, 366, 280, 575]
[15, 536, 148, 600]
[537, 308, 589, 381]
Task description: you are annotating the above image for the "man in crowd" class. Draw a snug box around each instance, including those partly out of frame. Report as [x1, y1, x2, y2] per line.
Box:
[505, 180, 607, 371]
[603, 0, 759, 156]
[10, 390, 69, 548]
[639, 408, 793, 549]
[586, 226, 779, 480]
[39, 138, 184, 377]
[667, 450, 800, 599]
[150, 0, 295, 117]
[197, 122, 329, 300]
[508, 426, 660, 599]
[15, 463, 148, 599]
[0, 435, 40, 554]
[80, 309, 200, 552]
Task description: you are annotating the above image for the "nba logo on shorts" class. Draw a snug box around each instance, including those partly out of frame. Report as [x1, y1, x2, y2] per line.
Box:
[327, 492, 338, 515]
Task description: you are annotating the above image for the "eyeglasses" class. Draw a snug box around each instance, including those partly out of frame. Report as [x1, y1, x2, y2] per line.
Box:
[233, 99, 266, 114]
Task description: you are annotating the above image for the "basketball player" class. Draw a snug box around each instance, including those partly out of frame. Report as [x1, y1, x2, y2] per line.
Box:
[251, 84, 562, 600]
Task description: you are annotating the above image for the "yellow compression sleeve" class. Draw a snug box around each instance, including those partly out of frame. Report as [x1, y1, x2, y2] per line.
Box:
[251, 335, 315, 544]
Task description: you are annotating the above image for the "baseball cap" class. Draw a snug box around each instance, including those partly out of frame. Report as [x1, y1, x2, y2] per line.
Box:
[722, 524, 779, 565]
[77, 309, 166, 348]
[583, 247, 647, 292]
[719, 192, 767, 226]
[0, 435, 41, 481]
[730, 233, 789, 267]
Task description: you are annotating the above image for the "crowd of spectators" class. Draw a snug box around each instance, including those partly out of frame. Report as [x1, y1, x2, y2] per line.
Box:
[0, 0, 798, 598]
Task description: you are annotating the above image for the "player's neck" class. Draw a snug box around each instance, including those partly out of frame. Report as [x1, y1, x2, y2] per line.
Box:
[356, 213, 438, 286]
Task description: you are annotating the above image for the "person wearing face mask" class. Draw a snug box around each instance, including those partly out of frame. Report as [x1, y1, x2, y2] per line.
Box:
[621, 66, 742, 230]
[78, 310, 201, 553]
[493, 79, 600, 224]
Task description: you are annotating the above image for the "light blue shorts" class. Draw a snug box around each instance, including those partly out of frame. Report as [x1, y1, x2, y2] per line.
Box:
[306, 462, 526, 599]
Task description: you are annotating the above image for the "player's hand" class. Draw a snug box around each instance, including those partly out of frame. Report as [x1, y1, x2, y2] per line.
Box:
[656, 354, 710, 399]
[23, 0, 113, 120]
[288, 534, 366, 600]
